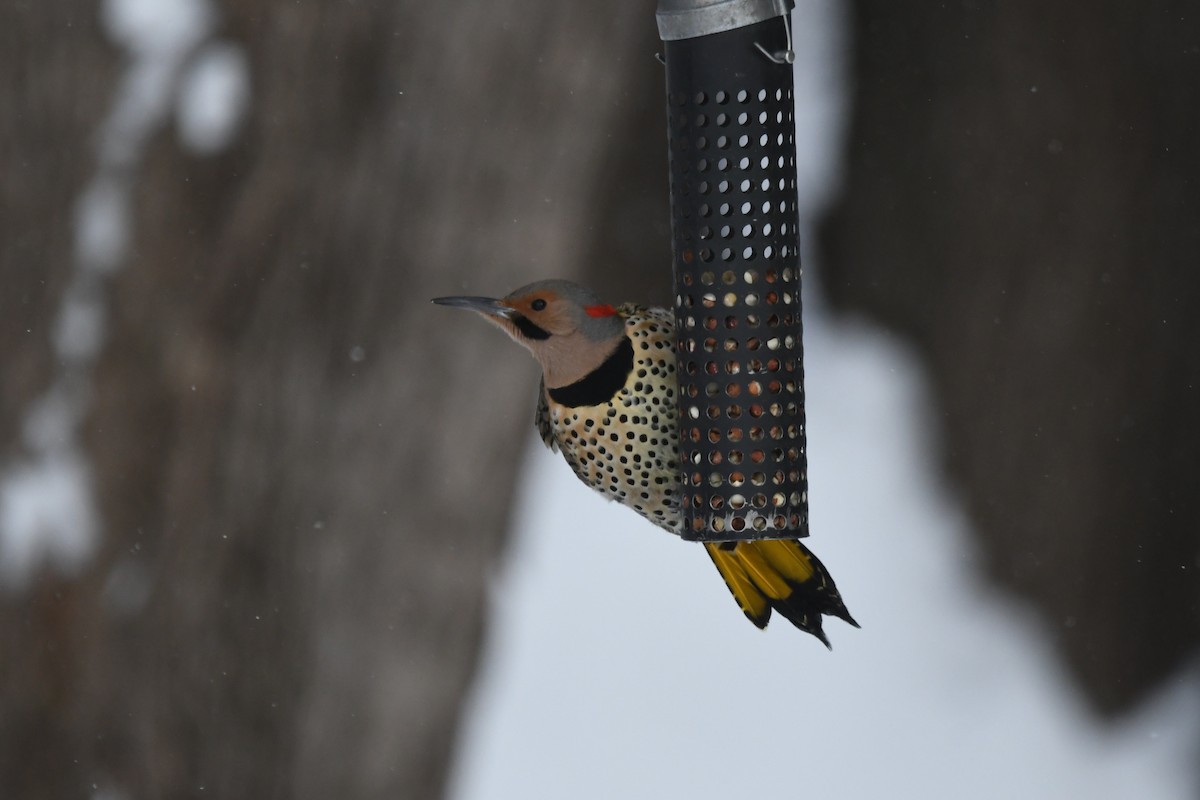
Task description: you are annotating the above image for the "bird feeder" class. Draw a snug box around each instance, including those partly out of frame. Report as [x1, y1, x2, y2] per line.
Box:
[659, 0, 808, 542]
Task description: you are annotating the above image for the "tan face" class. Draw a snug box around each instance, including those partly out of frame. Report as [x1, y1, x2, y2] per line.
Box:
[501, 288, 580, 339]
[432, 280, 624, 388]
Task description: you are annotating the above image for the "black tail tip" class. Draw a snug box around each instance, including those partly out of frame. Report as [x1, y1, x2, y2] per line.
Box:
[776, 596, 859, 648]
[832, 603, 860, 629]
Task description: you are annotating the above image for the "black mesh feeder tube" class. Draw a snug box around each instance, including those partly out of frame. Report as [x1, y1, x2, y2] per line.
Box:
[659, 0, 807, 543]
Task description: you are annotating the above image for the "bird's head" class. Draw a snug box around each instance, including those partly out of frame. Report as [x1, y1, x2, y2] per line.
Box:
[432, 279, 626, 388]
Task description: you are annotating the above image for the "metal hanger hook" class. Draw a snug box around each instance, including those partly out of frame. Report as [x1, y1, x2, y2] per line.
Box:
[754, 13, 795, 65]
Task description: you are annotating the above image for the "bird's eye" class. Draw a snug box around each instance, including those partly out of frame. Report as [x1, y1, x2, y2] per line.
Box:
[531, 298, 547, 311]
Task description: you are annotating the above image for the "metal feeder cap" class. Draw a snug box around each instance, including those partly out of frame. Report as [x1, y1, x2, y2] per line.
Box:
[657, 0, 794, 41]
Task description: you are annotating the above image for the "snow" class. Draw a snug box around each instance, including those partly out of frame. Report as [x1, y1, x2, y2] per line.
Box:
[73, 176, 130, 276]
[98, 0, 215, 166]
[447, 2, 1199, 798]
[789, 0, 848, 220]
[0, 452, 97, 589]
[54, 287, 109, 362]
[101, 0, 212, 56]
[1, 0, 226, 588]
[177, 40, 251, 155]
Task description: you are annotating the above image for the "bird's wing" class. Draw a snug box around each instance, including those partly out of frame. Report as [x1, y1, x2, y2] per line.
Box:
[534, 377, 558, 452]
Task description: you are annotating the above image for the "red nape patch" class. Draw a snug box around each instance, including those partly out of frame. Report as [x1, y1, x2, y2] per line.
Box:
[585, 304, 618, 318]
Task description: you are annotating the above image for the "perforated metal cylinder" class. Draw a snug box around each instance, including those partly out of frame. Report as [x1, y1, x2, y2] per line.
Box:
[661, 6, 806, 542]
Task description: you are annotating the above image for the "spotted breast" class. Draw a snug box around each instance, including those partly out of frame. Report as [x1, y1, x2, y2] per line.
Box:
[536, 304, 684, 535]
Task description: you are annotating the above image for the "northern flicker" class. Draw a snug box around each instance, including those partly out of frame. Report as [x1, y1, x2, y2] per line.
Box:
[433, 279, 856, 646]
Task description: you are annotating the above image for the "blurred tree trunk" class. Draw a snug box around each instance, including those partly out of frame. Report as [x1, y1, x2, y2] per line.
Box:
[0, 1, 663, 798]
[821, 2, 1200, 716]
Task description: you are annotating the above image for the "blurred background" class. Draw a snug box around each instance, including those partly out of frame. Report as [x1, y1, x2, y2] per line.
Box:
[1, 1, 1197, 798]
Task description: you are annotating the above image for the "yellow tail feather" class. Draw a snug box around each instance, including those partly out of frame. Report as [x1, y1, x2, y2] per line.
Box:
[703, 539, 857, 647]
[706, 545, 771, 626]
[756, 539, 816, 584]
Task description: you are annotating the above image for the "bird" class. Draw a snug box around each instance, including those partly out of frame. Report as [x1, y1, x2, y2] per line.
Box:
[433, 279, 856, 646]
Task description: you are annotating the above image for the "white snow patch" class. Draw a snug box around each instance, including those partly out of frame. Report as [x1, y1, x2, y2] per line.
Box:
[791, 0, 850, 221]
[177, 40, 251, 155]
[98, 0, 215, 165]
[0, 454, 98, 589]
[53, 287, 109, 362]
[101, 0, 213, 57]
[73, 176, 130, 275]
[0, 0, 222, 589]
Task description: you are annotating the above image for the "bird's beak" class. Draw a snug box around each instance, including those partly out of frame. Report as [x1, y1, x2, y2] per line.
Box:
[431, 295, 516, 319]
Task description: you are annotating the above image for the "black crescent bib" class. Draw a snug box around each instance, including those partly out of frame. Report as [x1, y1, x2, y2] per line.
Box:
[547, 336, 635, 408]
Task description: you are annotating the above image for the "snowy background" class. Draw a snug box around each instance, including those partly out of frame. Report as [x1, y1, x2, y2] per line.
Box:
[448, 3, 1200, 798]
